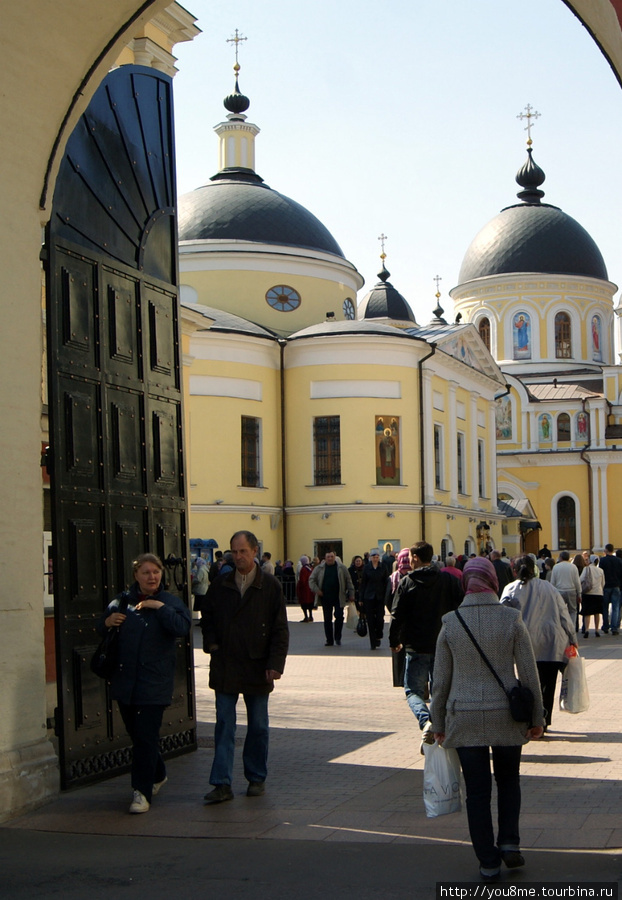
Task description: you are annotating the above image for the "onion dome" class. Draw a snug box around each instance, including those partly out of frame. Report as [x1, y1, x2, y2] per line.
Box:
[223, 73, 250, 117]
[458, 148, 608, 283]
[358, 264, 417, 324]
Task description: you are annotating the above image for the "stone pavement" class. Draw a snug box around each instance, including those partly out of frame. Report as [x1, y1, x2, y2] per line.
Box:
[3, 607, 622, 896]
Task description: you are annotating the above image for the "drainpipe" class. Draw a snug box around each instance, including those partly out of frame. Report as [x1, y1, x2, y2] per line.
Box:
[278, 339, 288, 562]
[418, 343, 436, 540]
[580, 397, 593, 552]
[493, 382, 513, 544]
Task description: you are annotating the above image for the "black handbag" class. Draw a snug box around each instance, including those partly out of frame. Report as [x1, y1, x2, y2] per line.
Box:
[90, 594, 129, 679]
[356, 615, 368, 638]
[454, 609, 534, 725]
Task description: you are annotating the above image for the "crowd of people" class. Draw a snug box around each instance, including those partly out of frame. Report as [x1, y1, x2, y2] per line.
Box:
[105, 536, 615, 883]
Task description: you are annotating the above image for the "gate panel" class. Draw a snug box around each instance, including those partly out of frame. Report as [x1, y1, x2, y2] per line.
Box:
[46, 65, 195, 789]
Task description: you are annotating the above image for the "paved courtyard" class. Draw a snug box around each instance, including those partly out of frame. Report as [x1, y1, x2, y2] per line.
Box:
[4, 607, 622, 895]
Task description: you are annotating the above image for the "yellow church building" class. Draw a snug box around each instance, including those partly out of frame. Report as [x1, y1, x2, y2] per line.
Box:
[178, 72, 509, 565]
[451, 140, 622, 556]
[179, 72, 622, 565]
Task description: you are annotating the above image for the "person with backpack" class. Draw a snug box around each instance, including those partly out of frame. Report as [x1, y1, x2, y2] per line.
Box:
[389, 541, 463, 752]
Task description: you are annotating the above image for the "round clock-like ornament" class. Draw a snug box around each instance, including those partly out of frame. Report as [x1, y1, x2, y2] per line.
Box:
[266, 285, 301, 312]
[343, 298, 356, 320]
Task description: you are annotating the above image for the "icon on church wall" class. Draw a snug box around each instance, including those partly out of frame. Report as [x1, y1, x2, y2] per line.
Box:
[375, 415, 400, 485]
[591, 315, 602, 362]
[576, 411, 589, 439]
[496, 396, 513, 441]
[538, 413, 552, 442]
[512, 312, 531, 359]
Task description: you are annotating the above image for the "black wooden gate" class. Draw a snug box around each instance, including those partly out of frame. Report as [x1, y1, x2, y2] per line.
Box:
[44, 65, 196, 789]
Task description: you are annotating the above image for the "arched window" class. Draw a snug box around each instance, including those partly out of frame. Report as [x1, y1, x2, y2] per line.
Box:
[478, 317, 491, 351]
[557, 413, 571, 442]
[557, 496, 576, 550]
[555, 312, 572, 359]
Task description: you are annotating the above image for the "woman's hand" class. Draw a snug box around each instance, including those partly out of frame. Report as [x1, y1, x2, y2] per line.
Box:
[266, 669, 282, 682]
[434, 732, 445, 745]
[135, 598, 164, 611]
[527, 726, 544, 740]
[390, 643, 403, 652]
[105, 612, 126, 628]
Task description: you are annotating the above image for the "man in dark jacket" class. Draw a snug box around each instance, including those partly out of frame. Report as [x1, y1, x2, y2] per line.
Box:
[490, 549, 512, 598]
[599, 543, 622, 634]
[201, 530, 289, 804]
[389, 541, 463, 751]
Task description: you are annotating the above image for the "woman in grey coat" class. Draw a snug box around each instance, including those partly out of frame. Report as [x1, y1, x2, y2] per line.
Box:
[431, 557, 544, 881]
[500, 555, 577, 729]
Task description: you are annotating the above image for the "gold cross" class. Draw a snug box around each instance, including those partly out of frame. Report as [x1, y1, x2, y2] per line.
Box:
[227, 29, 247, 70]
[378, 232, 388, 260]
[433, 274, 442, 297]
[517, 104, 540, 145]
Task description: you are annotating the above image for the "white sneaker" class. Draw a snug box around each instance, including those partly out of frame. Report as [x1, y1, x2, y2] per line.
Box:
[152, 776, 168, 796]
[129, 790, 150, 814]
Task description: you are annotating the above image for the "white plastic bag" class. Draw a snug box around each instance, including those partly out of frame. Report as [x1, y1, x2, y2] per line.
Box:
[559, 650, 589, 713]
[422, 741, 462, 817]
[345, 600, 358, 630]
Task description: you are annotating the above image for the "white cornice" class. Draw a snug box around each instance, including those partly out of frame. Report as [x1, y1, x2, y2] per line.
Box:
[191, 504, 281, 515]
[152, 3, 201, 43]
[285, 334, 425, 369]
[190, 331, 281, 369]
[178, 242, 364, 290]
[450, 272, 618, 301]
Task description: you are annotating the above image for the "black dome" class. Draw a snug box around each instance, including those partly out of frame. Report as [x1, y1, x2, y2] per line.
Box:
[458, 204, 608, 283]
[458, 149, 608, 283]
[178, 176, 344, 257]
[358, 265, 416, 323]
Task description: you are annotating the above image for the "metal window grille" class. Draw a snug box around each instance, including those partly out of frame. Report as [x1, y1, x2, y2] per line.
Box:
[457, 433, 465, 494]
[478, 439, 485, 497]
[434, 425, 442, 489]
[241, 416, 261, 487]
[555, 313, 572, 359]
[313, 416, 341, 485]
[478, 317, 491, 351]
[557, 413, 571, 441]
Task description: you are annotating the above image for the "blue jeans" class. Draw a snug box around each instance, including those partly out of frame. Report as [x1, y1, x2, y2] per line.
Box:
[457, 745, 522, 871]
[602, 586, 621, 633]
[210, 692, 269, 787]
[404, 651, 434, 730]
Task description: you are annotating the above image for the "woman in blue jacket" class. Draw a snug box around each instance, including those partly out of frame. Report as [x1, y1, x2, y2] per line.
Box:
[98, 553, 191, 814]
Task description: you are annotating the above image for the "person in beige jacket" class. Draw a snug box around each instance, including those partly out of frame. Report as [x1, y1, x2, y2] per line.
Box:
[431, 557, 544, 882]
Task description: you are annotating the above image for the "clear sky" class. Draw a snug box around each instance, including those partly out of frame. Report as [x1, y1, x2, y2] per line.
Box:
[172, 0, 622, 324]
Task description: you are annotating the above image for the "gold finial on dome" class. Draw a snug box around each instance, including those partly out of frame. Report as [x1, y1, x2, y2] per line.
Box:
[432, 275, 445, 322]
[377, 233, 390, 281]
[378, 232, 388, 261]
[516, 103, 541, 147]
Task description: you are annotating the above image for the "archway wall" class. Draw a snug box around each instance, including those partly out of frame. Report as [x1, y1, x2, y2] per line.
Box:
[0, 0, 172, 822]
[564, 1, 622, 87]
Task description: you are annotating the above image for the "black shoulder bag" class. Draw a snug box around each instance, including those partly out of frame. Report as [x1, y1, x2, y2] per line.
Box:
[454, 609, 534, 725]
[90, 593, 130, 680]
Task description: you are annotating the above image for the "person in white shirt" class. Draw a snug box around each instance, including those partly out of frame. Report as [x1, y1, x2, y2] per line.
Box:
[580, 556, 605, 637]
[549, 551, 581, 628]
